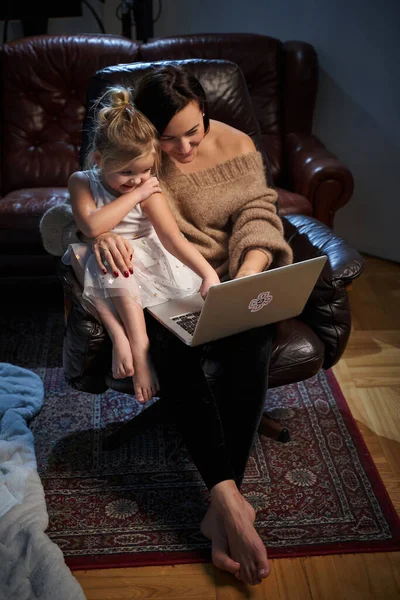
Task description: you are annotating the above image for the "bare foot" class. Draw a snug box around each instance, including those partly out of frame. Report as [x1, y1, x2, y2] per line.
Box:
[112, 335, 135, 379]
[211, 482, 270, 586]
[200, 504, 241, 577]
[132, 344, 159, 403]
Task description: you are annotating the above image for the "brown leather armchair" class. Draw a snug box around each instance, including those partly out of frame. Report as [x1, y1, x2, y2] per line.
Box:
[60, 58, 363, 443]
[0, 33, 353, 291]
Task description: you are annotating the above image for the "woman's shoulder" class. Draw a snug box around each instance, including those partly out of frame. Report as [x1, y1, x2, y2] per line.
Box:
[209, 119, 257, 159]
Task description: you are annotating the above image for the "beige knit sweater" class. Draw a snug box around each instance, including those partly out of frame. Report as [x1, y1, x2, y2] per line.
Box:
[162, 151, 293, 278]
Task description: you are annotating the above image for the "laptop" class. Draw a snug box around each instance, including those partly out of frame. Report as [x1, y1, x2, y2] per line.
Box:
[148, 255, 327, 346]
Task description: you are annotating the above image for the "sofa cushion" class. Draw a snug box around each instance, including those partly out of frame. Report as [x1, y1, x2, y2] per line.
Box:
[0, 188, 69, 250]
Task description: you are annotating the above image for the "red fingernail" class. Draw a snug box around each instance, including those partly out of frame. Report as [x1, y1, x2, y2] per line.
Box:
[124, 271, 129, 278]
[114, 271, 119, 277]
[129, 268, 134, 274]
[103, 269, 107, 274]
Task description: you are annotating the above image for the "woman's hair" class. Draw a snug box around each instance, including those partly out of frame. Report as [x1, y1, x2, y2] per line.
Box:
[133, 65, 210, 136]
[86, 86, 160, 173]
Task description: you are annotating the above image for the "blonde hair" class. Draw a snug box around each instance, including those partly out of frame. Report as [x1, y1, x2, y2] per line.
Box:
[86, 86, 160, 174]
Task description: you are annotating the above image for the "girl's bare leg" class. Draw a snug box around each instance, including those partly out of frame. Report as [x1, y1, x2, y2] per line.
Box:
[69, 251, 134, 379]
[69, 250, 136, 380]
[94, 299, 135, 380]
[111, 296, 159, 403]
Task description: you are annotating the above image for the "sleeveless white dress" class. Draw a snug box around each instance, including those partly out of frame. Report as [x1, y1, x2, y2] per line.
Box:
[62, 168, 201, 309]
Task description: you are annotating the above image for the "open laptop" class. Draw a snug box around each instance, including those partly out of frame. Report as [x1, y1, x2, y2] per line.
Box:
[148, 255, 327, 346]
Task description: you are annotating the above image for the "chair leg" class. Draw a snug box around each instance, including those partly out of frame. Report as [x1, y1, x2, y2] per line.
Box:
[103, 400, 164, 450]
[64, 292, 72, 326]
[258, 415, 291, 443]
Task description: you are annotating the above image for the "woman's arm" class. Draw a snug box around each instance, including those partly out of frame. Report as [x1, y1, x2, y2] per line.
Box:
[142, 193, 220, 294]
[69, 172, 161, 239]
[226, 138, 292, 277]
[235, 249, 271, 279]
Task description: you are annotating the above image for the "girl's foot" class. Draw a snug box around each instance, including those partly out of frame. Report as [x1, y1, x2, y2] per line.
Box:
[112, 334, 135, 379]
[132, 344, 159, 403]
[210, 482, 270, 586]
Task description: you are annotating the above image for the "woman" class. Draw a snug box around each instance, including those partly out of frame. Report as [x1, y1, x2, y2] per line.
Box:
[85, 66, 293, 586]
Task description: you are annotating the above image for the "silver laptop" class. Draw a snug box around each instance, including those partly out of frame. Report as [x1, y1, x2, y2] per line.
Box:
[148, 256, 327, 346]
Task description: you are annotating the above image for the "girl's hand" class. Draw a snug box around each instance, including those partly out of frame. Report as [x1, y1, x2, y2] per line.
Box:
[200, 271, 220, 299]
[92, 232, 133, 277]
[130, 177, 162, 204]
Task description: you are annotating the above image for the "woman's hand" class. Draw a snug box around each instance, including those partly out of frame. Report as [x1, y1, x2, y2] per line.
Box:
[234, 267, 260, 279]
[200, 271, 220, 299]
[92, 232, 133, 277]
[234, 249, 271, 279]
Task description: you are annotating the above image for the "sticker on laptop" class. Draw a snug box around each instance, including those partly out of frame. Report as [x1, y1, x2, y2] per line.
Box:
[248, 291, 273, 312]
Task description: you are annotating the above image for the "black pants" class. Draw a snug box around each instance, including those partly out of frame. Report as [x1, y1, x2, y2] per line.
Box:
[145, 313, 274, 491]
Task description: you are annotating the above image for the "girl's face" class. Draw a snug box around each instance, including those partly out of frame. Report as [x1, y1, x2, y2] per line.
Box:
[101, 153, 155, 195]
[160, 101, 205, 164]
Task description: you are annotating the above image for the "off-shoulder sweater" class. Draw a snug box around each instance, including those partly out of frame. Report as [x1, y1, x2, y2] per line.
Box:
[162, 151, 293, 278]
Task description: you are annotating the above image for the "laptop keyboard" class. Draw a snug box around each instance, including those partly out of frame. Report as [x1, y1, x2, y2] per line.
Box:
[171, 311, 201, 336]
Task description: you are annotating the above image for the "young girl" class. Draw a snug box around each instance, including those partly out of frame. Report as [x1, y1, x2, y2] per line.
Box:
[63, 86, 220, 403]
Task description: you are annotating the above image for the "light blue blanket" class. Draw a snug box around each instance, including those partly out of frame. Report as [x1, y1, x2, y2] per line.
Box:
[0, 363, 44, 518]
[0, 363, 85, 600]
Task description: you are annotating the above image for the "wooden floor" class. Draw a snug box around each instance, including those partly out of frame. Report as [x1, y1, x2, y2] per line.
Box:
[73, 255, 400, 599]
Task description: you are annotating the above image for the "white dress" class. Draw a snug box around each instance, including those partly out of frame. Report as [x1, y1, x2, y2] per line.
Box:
[62, 169, 201, 309]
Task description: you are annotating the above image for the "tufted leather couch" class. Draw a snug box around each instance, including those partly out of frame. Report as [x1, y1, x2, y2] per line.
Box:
[60, 58, 363, 405]
[0, 33, 354, 289]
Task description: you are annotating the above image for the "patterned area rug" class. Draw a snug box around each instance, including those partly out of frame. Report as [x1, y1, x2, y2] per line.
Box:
[1, 311, 399, 570]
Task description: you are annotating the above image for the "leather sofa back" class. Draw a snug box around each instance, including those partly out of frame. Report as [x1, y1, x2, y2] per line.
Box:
[1, 35, 140, 195]
[0, 33, 318, 195]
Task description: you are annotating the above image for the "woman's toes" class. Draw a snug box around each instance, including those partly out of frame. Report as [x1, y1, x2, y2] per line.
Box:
[252, 569, 262, 586]
[259, 566, 270, 579]
[213, 550, 240, 575]
[240, 566, 255, 586]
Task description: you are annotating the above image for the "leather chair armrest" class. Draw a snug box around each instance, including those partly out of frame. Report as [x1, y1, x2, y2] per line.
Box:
[285, 132, 354, 228]
[58, 262, 110, 393]
[285, 214, 364, 286]
[283, 215, 364, 368]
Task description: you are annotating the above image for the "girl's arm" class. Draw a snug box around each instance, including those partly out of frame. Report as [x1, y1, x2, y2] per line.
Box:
[69, 172, 161, 239]
[142, 193, 220, 293]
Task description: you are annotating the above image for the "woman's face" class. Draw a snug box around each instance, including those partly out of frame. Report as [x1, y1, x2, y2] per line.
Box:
[160, 101, 205, 163]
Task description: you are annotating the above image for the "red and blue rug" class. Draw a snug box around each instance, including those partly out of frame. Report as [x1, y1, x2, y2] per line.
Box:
[2, 311, 399, 569]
